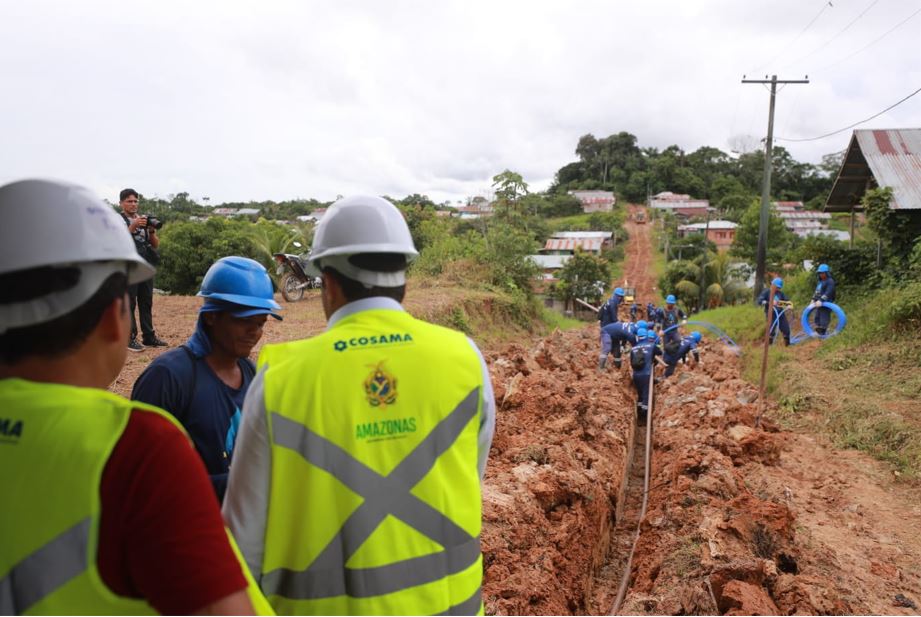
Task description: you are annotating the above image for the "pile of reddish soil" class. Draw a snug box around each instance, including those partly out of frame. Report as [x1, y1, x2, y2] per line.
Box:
[612, 344, 921, 615]
[481, 328, 636, 615]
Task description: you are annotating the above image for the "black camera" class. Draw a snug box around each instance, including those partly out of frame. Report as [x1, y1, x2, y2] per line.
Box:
[144, 215, 163, 230]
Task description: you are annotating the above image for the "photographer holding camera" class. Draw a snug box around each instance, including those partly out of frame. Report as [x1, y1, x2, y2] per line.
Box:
[119, 188, 167, 351]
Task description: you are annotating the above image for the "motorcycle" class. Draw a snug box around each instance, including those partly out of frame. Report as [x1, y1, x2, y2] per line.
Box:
[273, 242, 322, 302]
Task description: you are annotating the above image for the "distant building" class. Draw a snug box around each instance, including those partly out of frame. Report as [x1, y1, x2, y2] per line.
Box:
[650, 191, 709, 218]
[236, 208, 260, 217]
[212, 207, 260, 217]
[569, 190, 615, 213]
[773, 208, 832, 237]
[772, 201, 804, 213]
[541, 231, 613, 255]
[213, 208, 238, 216]
[677, 220, 738, 251]
[528, 254, 571, 281]
[297, 207, 328, 223]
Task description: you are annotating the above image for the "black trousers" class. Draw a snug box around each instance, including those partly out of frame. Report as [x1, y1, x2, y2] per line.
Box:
[129, 277, 156, 342]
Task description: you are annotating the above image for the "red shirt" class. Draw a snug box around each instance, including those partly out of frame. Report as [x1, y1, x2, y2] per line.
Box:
[97, 409, 248, 614]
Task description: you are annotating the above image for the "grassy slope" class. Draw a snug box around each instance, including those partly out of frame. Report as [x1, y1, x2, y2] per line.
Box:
[699, 287, 921, 480]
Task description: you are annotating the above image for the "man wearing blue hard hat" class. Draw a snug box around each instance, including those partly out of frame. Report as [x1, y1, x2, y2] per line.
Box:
[597, 286, 625, 369]
[655, 294, 686, 353]
[810, 263, 837, 336]
[756, 276, 791, 345]
[132, 256, 281, 502]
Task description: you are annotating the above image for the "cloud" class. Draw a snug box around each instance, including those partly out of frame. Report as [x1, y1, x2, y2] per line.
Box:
[1, 0, 919, 204]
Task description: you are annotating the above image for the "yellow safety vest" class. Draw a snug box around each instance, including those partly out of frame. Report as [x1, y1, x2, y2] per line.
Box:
[258, 307, 484, 615]
[0, 378, 272, 616]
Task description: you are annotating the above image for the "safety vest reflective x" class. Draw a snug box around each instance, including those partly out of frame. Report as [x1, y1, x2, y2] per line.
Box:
[258, 308, 484, 615]
[0, 378, 271, 616]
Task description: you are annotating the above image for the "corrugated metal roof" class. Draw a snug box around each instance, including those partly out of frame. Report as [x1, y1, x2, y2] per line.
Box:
[777, 211, 831, 220]
[543, 238, 604, 252]
[678, 220, 738, 230]
[551, 231, 612, 239]
[529, 254, 571, 269]
[826, 128, 921, 211]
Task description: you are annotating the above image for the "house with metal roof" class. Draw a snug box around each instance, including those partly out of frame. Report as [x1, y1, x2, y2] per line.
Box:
[826, 128, 921, 213]
[569, 190, 615, 213]
[649, 191, 710, 218]
[677, 220, 738, 251]
[541, 230, 613, 255]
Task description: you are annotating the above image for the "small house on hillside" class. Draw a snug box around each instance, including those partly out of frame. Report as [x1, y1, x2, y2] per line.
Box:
[528, 254, 571, 281]
[542, 231, 613, 255]
[677, 220, 737, 251]
[569, 190, 615, 213]
[825, 128, 921, 243]
[649, 191, 709, 219]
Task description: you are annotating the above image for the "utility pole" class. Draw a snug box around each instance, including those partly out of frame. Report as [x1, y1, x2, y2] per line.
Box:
[742, 75, 809, 300]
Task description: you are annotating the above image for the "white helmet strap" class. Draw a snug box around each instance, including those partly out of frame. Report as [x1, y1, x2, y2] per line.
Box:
[0, 261, 127, 334]
[319, 254, 406, 288]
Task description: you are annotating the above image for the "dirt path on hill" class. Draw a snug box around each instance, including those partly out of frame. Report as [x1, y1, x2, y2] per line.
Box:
[621, 204, 658, 302]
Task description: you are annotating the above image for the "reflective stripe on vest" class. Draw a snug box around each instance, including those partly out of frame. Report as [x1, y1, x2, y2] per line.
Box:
[259, 308, 484, 615]
[262, 387, 480, 600]
[0, 517, 90, 615]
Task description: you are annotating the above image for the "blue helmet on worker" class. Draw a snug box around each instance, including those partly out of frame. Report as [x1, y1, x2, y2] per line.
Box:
[772, 277, 784, 289]
[665, 294, 676, 305]
[636, 319, 648, 330]
[817, 263, 830, 274]
[647, 330, 657, 341]
[614, 287, 625, 297]
[636, 328, 648, 340]
[198, 256, 283, 319]
[691, 331, 702, 343]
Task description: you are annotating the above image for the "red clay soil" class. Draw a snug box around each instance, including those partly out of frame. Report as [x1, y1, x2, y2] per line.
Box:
[621, 204, 658, 302]
[611, 347, 921, 616]
[481, 328, 636, 615]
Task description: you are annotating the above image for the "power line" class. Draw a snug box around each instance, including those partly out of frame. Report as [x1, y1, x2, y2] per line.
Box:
[782, 0, 881, 70]
[747, 1, 833, 74]
[776, 86, 921, 142]
[812, 7, 921, 74]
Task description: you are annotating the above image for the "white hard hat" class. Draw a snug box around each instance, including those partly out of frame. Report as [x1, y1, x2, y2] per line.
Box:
[307, 195, 418, 287]
[0, 179, 155, 333]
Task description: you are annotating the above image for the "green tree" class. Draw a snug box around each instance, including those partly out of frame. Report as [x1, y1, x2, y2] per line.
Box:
[863, 187, 921, 265]
[157, 218, 256, 294]
[730, 200, 796, 269]
[554, 250, 611, 307]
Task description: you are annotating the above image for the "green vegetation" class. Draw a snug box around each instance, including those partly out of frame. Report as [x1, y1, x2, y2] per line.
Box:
[700, 285, 921, 481]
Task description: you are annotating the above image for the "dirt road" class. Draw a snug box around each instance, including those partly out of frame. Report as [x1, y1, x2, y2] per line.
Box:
[621, 204, 658, 301]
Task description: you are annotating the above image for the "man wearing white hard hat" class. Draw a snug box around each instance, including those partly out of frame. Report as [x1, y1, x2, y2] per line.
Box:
[224, 195, 496, 615]
[0, 180, 269, 614]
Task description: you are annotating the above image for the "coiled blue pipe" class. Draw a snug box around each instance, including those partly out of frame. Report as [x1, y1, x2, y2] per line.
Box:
[800, 301, 847, 339]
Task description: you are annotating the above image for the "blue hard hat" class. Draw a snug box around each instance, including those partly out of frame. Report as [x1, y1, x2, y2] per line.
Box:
[614, 287, 625, 297]
[636, 319, 648, 330]
[666, 294, 676, 304]
[817, 263, 830, 274]
[647, 330, 658, 341]
[691, 331, 702, 343]
[636, 328, 648, 339]
[198, 256, 282, 318]
[772, 277, 784, 289]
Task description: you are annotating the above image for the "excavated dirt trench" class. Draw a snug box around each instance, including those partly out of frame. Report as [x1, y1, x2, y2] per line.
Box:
[481, 205, 921, 615]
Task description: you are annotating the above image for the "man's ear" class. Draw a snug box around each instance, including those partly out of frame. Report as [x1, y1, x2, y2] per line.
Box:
[98, 295, 128, 343]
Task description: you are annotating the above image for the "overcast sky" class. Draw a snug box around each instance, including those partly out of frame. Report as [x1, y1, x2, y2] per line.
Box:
[2, 0, 919, 205]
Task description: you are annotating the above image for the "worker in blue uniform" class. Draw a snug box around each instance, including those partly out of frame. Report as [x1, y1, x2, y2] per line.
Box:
[600, 319, 645, 369]
[131, 256, 281, 502]
[630, 328, 662, 425]
[646, 301, 656, 321]
[629, 302, 639, 322]
[757, 277, 791, 346]
[597, 287, 625, 369]
[663, 331, 702, 378]
[811, 263, 837, 335]
[656, 294, 686, 351]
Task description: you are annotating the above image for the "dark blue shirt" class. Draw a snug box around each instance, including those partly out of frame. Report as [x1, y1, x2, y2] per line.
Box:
[599, 294, 623, 327]
[813, 276, 836, 302]
[131, 334, 255, 502]
[602, 321, 638, 345]
[664, 336, 699, 365]
[630, 341, 662, 377]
